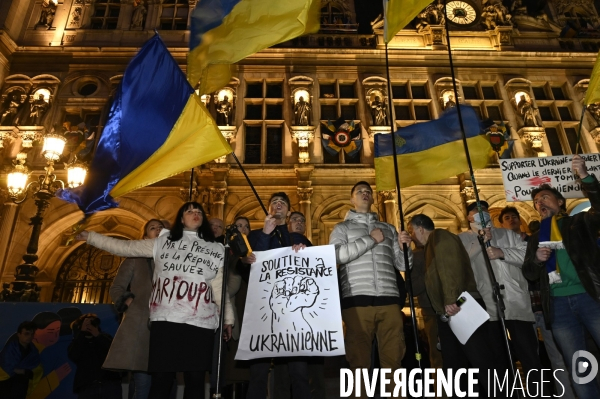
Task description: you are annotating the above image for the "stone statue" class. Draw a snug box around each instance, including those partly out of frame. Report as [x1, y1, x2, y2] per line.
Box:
[587, 103, 600, 126]
[444, 94, 457, 110]
[294, 96, 311, 126]
[28, 94, 50, 126]
[0, 283, 10, 302]
[370, 96, 387, 126]
[415, 2, 445, 32]
[481, 3, 512, 30]
[0, 93, 22, 126]
[216, 95, 232, 126]
[37, 1, 57, 28]
[517, 95, 541, 127]
[131, 0, 147, 29]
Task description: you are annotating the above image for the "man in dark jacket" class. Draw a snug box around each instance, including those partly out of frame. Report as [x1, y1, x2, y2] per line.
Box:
[67, 314, 121, 399]
[245, 192, 311, 399]
[408, 214, 507, 398]
[523, 154, 600, 399]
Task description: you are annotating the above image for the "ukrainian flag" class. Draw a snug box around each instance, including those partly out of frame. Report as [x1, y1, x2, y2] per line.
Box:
[188, 0, 320, 95]
[374, 105, 490, 190]
[58, 35, 231, 215]
[585, 50, 600, 105]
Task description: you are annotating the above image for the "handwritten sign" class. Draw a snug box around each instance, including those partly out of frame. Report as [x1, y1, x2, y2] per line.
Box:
[235, 245, 345, 360]
[149, 231, 224, 326]
[500, 154, 600, 202]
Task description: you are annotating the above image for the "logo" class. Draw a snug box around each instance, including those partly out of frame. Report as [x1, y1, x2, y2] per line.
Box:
[572, 350, 599, 384]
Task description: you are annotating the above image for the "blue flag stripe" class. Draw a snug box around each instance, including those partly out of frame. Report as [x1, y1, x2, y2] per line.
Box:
[190, 0, 242, 49]
[374, 105, 481, 157]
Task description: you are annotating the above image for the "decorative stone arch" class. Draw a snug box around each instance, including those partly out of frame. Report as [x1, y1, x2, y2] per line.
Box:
[314, 194, 357, 245]
[485, 193, 538, 232]
[224, 194, 269, 228]
[566, 197, 591, 214]
[403, 196, 465, 233]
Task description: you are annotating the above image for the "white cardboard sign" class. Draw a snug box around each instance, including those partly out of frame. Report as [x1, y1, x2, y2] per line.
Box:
[499, 154, 600, 202]
[235, 245, 345, 360]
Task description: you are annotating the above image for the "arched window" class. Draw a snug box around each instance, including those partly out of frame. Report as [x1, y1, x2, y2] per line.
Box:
[52, 243, 125, 304]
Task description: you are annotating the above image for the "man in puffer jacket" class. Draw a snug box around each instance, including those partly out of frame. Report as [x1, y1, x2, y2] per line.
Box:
[329, 181, 411, 398]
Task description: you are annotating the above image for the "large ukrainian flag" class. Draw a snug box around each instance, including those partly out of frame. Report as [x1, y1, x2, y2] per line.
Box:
[188, 0, 320, 95]
[374, 105, 490, 190]
[59, 35, 231, 215]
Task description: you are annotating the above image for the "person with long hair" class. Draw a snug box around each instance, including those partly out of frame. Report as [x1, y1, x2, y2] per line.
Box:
[77, 202, 233, 399]
[103, 219, 164, 399]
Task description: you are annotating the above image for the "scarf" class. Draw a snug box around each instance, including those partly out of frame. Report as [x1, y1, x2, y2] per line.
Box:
[539, 214, 564, 274]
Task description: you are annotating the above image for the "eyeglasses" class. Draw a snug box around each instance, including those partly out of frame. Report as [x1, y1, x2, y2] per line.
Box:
[290, 217, 305, 223]
[184, 210, 203, 216]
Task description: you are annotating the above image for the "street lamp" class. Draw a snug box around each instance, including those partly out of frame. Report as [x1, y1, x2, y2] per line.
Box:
[1, 134, 88, 302]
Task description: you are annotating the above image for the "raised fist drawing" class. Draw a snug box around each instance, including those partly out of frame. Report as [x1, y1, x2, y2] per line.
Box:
[269, 276, 319, 334]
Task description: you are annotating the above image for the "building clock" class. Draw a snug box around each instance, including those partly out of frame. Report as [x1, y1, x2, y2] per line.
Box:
[445, 0, 478, 27]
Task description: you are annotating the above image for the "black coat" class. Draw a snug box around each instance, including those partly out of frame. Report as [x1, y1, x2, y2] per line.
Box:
[68, 332, 121, 393]
[523, 175, 600, 328]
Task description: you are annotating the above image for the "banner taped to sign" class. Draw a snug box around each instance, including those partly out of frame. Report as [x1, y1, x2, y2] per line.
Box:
[499, 153, 600, 202]
[235, 245, 345, 360]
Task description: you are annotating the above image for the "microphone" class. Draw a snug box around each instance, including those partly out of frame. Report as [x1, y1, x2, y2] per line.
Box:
[440, 296, 467, 322]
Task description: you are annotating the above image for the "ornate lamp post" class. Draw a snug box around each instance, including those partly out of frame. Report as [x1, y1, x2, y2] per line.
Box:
[1, 134, 87, 302]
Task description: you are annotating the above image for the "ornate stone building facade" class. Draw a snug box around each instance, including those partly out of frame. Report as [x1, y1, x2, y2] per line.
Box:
[0, 0, 598, 302]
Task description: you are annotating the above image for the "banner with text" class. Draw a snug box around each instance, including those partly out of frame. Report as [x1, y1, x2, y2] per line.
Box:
[500, 153, 600, 202]
[235, 245, 345, 360]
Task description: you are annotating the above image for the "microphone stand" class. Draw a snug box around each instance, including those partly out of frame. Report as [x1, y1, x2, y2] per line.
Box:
[213, 232, 232, 399]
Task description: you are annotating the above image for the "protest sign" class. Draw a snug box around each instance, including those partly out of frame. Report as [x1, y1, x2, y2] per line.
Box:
[235, 245, 345, 360]
[499, 153, 600, 202]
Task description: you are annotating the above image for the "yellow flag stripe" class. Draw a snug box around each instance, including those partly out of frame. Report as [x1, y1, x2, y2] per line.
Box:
[110, 94, 231, 197]
[375, 135, 490, 190]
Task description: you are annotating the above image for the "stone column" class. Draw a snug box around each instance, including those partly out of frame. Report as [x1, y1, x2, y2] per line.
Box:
[380, 190, 398, 230]
[210, 188, 228, 220]
[297, 188, 313, 242]
[0, 201, 19, 284]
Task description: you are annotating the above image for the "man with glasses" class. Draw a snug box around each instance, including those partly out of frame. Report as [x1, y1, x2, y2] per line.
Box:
[246, 192, 311, 399]
[329, 181, 410, 398]
[523, 155, 600, 399]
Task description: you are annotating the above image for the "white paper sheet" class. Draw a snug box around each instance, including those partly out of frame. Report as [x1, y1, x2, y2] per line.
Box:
[448, 291, 490, 344]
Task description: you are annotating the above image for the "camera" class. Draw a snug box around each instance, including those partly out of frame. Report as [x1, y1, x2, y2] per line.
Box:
[70, 313, 101, 338]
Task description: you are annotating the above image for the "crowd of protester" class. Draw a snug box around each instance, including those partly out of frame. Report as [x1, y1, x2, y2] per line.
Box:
[3, 154, 599, 399]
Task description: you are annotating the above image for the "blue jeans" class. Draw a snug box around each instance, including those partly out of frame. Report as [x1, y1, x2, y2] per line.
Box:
[551, 293, 600, 399]
[535, 312, 576, 399]
[132, 372, 151, 399]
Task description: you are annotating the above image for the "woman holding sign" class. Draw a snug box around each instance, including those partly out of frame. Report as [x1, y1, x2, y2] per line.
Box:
[77, 202, 233, 399]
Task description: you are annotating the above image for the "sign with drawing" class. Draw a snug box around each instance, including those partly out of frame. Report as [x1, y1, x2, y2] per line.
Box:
[499, 154, 600, 202]
[235, 245, 345, 360]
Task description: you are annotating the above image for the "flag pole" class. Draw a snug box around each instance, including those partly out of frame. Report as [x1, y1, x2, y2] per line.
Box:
[188, 168, 195, 201]
[441, 1, 519, 391]
[384, 39, 422, 368]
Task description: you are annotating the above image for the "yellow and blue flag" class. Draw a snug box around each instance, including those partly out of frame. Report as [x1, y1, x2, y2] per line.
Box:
[374, 105, 490, 190]
[188, 0, 320, 95]
[384, 0, 433, 43]
[58, 35, 231, 215]
[584, 50, 600, 105]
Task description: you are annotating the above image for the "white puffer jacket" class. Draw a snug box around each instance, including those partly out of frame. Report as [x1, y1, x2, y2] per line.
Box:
[329, 210, 411, 299]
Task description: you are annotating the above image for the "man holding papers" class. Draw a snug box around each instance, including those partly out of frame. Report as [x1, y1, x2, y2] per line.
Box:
[407, 214, 507, 398]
